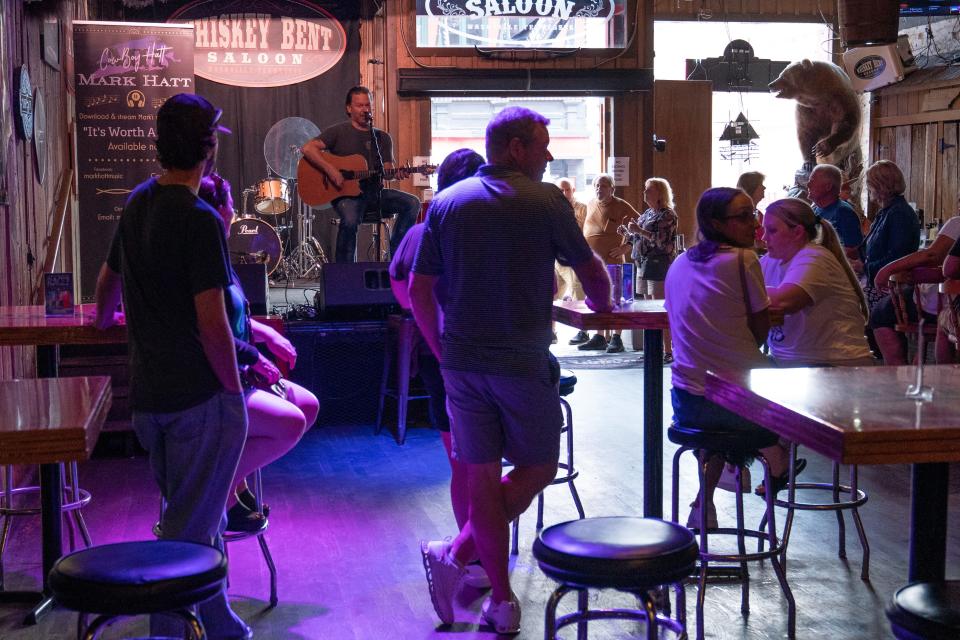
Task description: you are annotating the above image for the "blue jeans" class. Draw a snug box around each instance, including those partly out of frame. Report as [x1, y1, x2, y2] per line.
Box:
[332, 188, 420, 262]
[133, 391, 249, 639]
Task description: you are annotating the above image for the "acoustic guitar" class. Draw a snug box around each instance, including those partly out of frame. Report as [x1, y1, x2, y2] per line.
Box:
[297, 153, 435, 207]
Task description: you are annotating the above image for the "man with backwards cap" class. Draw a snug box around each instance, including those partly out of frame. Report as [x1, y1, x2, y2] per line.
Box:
[95, 93, 252, 639]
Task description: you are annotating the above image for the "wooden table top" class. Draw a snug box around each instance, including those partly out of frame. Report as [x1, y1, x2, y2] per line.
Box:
[0, 376, 112, 465]
[705, 365, 960, 465]
[0, 304, 126, 346]
[553, 299, 669, 330]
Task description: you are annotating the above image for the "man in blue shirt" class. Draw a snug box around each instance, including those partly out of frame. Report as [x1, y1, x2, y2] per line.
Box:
[411, 107, 611, 634]
[808, 163, 863, 259]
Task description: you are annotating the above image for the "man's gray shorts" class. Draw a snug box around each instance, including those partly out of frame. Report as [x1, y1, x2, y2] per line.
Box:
[443, 360, 562, 466]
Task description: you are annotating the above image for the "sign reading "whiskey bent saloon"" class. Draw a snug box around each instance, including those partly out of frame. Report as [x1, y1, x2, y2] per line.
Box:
[169, 0, 347, 88]
[419, 0, 614, 18]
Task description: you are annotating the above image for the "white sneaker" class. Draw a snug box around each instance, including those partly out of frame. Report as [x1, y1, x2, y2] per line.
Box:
[717, 463, 750, 493]
[685, 501, 718, 530]
[420, 539, 465, 625]
[462, 563, 491, 590]
[481, 595, 521, 634]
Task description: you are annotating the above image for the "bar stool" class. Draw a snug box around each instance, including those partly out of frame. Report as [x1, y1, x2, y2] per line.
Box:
[376, 313, 430, 445]
[668, 421, 796, 640]
[757, 442, 870, 579]
[48, 540, 226, 640]
[511, 370, 584, 555]
[533, 516, 698, 639]
[155, 469, 277, 607]
[0, 462, 92, 588]
[359, 209, 393, 262]
[886, 581, 960, 639]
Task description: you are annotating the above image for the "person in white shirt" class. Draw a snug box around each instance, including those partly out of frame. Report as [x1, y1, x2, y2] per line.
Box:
[665, 187, 791, 529]
[760, 198, 874, 367]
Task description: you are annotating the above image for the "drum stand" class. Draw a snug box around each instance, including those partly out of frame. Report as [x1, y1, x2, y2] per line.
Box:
[279, 181, 326, 280]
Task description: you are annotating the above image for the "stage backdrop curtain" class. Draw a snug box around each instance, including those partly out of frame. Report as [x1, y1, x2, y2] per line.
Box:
[114, 2, 361, 201]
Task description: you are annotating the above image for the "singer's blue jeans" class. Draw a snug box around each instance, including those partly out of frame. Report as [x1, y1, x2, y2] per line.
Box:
[332, 188, 420, 262]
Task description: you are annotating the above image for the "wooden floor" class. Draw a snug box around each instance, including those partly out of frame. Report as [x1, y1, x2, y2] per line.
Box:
[2, 327, 959, 639]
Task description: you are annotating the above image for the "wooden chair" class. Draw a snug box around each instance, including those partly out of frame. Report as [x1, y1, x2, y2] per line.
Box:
[888, 267, 944, 363]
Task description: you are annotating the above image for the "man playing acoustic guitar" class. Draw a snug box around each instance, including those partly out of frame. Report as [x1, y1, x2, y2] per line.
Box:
[301, 85, 420, 263]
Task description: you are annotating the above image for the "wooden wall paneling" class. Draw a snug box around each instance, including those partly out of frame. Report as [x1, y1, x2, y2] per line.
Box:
[653, 0, 833, 21]
[652, 80, 712, 244]
[874, 126, 894, 163]
[610, 92, 644, 211]
[924, 123, 939, 224]
[941, 122, 959, 221]
[894, 124, 911, 171]
[907, 123, 925, 215]
[0, 0, 77, 381]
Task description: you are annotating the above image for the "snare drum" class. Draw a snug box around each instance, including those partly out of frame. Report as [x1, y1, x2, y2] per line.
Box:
[254, 178, 290, 215]
[228, 218, 282, 275]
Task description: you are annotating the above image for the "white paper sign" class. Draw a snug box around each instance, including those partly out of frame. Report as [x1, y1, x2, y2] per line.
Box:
[412, 156, 432, 187]
[607, 156, 630, 187]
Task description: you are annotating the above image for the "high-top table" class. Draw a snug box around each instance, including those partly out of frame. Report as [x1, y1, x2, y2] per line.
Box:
[0, 376, 112, 623]
[705, 365, 960, 582]
[0, 305, 127, 377]
[553, 299, 669, 518]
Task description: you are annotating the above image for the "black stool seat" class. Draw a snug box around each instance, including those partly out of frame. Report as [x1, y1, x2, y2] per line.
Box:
[534, 516, 698, 590]
[668, 422, 778, 463]
[49, 540, 227, 616]
[887, 581, 960, 640]
[559, 370, 577, 397]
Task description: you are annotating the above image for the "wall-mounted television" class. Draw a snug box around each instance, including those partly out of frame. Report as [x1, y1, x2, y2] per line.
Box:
[900, 2, 960, 16]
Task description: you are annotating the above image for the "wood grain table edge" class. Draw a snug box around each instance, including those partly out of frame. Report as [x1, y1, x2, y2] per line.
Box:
[706, 370, 960, 465]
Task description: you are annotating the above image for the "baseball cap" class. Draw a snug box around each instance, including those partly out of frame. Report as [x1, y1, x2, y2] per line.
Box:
[157, 93, 231, 145]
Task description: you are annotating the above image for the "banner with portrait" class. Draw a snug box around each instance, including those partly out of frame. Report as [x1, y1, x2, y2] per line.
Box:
[73, 21, 194, 302]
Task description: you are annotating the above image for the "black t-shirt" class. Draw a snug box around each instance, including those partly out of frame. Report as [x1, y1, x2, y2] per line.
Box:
[317, 120, 394, 172]
[107, 178, 231, 413]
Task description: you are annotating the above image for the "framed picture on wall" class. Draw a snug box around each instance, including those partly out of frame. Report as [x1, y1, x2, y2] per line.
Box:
[42, 17, 60, 70]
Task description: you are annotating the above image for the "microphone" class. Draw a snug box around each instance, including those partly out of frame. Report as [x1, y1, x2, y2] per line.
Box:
[364, 112, 373, 124]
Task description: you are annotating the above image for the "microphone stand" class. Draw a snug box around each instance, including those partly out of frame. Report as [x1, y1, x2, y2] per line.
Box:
[367, 113, 387, 260]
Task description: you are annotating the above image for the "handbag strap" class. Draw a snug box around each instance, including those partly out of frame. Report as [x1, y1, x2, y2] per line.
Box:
[737, 248, 752, 316]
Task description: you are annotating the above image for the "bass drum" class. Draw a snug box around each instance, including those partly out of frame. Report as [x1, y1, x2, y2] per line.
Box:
[228, 217, 282, 276]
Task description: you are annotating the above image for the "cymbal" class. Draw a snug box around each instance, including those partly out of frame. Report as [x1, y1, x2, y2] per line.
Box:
[264, 117, 321, 179]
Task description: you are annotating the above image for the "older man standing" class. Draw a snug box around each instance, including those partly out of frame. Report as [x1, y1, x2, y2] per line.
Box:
[807, 163, 863, 258]
[556, 177, 591, 345]
[411, 107, 611, 634]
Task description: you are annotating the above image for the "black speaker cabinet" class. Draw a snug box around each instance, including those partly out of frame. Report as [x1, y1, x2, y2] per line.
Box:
[285, 320, 386, 426]
[233, 263, 269, 315]
[317, 261, 398, 320]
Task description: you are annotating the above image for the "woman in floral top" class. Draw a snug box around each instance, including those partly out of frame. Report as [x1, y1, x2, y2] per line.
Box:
[626, 177, 678, 360]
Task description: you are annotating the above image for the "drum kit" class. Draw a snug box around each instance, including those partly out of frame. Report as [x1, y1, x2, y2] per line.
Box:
[227, 117, 326, 280]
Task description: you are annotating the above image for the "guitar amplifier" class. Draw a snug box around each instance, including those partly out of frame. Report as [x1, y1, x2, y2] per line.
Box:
[316, 262, 398, 319]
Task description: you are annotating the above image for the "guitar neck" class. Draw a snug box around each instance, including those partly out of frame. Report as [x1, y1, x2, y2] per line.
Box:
[342, 167, 426, 181]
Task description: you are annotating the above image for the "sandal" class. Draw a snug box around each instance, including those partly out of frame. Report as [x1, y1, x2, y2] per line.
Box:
[755, 458, 807, 497]
[236, 487, 271, 517]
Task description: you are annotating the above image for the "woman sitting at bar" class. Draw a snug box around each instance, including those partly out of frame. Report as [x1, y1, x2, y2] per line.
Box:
[199, 174, 320, 531]
[854, 160, 921, 361]
[760, 198, 874, 367]
[665, 187, 791, 528]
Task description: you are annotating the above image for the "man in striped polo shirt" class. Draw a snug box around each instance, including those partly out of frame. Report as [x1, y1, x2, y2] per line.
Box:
[411, 106, 612, 634]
